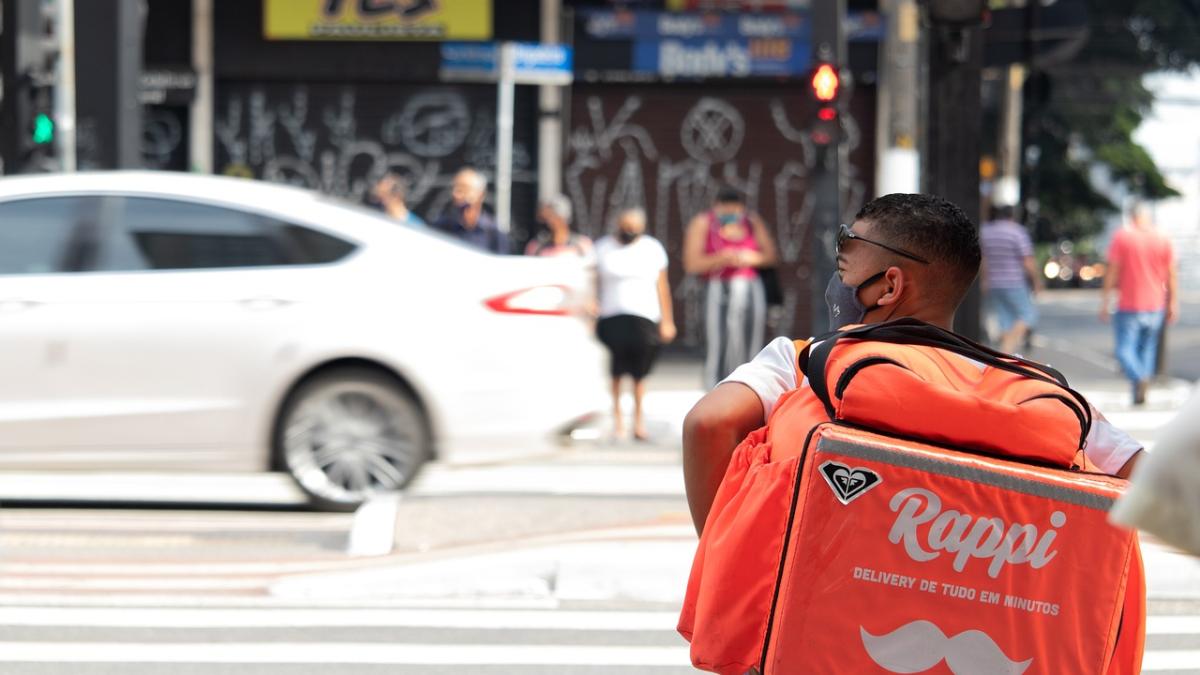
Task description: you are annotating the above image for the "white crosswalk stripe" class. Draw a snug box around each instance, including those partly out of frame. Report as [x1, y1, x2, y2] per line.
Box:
[0, 597, 1192, 673]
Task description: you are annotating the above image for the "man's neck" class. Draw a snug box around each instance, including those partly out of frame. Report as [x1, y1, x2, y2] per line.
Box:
[865, 305, 955, 332]
[462, 204, 481, 228]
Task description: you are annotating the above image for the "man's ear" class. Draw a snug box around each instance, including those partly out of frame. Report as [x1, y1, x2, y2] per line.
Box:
[876, 266, 905, 306]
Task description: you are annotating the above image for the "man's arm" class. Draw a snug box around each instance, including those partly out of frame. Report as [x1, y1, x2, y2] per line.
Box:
[1167, 250, 1180, 324]
[657, 269, 676, 343]
[682, 382, 765, 535]
[1100, 257, 1120, 323]
[1023, 256, 1043, 294]
[1116, 451, 1142, 479]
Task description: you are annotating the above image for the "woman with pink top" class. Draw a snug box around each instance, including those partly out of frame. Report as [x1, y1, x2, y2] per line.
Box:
[683, 187, 779, 389]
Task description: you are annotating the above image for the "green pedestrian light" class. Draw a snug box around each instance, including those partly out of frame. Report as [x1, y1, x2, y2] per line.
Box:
[32, 113, 54, 145]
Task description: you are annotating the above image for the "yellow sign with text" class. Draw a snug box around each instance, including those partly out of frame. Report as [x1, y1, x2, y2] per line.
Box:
[264, 0, 492, 41]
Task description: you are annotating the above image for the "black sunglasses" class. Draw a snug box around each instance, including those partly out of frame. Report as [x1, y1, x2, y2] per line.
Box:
[837, 223, 931, 265]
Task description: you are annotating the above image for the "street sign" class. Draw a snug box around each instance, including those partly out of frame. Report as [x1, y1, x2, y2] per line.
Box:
[439, 42, 573, 85]
[439, 41, 574, 236]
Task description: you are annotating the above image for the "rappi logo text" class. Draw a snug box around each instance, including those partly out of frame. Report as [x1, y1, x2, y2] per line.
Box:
[886, 487, 1066, 579]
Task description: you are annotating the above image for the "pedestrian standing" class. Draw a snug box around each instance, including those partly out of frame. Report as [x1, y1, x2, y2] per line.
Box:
[594, 207, 676, 441]
[683, 187, 778, 389]
[371, 173, 426, 227]
[431, 168, 509, 254]
[979, 204, 1041, 354]
[1099, 201, 1179, 405]
[525, 194, 593, 261]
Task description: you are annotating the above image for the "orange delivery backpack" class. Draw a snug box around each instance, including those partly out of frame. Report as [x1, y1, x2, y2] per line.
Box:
[678, 319, 1145, 675]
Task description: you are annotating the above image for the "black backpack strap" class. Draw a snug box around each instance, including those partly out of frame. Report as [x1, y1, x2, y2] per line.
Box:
[798, 318, 1093, 447]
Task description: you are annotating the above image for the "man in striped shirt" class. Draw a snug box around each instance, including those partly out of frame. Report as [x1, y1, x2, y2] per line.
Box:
[980, 204, 1042, 354]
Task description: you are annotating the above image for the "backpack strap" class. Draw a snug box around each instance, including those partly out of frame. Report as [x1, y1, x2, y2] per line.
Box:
[798, 318, 1093, 450]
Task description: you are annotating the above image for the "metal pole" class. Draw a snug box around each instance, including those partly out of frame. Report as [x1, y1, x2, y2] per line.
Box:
[537, 0, 562, 201]
[190, 0, 213, 173]
[495, 42, 515, 234]
[55, 0, 77, 171]
[876, 0, 920, 195]
[924, 23, 984, 341]
[809, 0, 846, 335]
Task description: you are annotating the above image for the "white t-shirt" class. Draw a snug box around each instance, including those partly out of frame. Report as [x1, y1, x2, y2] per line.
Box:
[595, 235, 669, 322]
[723, 336, 1143, 476]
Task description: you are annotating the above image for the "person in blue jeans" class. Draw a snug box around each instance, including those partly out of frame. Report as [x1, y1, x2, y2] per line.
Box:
[1100, 203, 1179, 405]
[979, 205, 1041, 354]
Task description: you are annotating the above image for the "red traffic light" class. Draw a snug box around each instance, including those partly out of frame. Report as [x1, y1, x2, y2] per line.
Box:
[811, 63, 839, 102]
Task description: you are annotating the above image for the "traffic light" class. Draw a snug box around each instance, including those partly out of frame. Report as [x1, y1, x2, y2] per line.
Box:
[809, 62, 842, 145]
[33, 112, 55, 146]
[1, 0, 60, 173]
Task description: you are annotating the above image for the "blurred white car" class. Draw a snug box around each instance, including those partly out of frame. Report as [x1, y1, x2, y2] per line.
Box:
[0, 172, 606, 510]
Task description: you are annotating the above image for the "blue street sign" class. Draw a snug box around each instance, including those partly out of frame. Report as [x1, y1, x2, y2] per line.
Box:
[440, 42, 573, 85]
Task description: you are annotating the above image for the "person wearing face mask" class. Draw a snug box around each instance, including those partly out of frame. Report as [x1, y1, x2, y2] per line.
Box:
[594, 207, 676, 441]
[525, 194, 593, 261]
[431, 167, 509, 254]
[681, 193, 1146, 535]
[684, 187, 779, 389]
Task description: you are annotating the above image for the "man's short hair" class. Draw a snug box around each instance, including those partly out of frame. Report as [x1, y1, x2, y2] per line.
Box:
[456, 167, 488, 193]
[542, 194, 572, 222]
[855, 193, 981, 307]
[989, 204, 1015, 222]
[616, 206, 647, 227]
[715, 186, 744, 205]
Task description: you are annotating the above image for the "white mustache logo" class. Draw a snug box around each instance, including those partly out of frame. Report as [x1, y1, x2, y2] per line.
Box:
[861, 620, 1032, 674]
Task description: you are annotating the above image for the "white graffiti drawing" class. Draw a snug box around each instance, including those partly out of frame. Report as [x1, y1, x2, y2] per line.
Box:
[572, 96, 659, 162]
[142, 108, 183, 169]
[769, 98, 818, 168]
[214, 98, 246, 166]
[215, 84, 535, 222]
[383, 91, 471, 158]
[323, 89, 358, 149]
[277, 89, 317, 163]
[247, 90, 277, 166]
[680, 97, 745, 164]
[774, 160, 812, 263]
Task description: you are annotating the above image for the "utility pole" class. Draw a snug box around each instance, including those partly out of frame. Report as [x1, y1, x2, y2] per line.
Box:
[922, 1, 986, 341]
[876, 0, 921, 196]
[809, 0, 846, 335]
[55, 0, 76, 171]
[537, 0, 565, 201]
[74, 0, 143, 169]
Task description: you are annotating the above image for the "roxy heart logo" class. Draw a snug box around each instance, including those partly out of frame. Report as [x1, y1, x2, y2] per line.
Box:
[819, 461, 882, 505]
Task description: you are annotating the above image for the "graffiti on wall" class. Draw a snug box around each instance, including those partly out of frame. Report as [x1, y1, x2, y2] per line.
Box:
[214, 84, 536, 240]
[565, 87, 873, 343]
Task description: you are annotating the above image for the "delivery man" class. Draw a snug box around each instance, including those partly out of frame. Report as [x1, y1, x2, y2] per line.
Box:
[683, 193, 1144, 534]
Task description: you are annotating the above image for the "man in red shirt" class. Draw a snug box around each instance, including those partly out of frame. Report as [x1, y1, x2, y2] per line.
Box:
[1100, 202, 1179, 404]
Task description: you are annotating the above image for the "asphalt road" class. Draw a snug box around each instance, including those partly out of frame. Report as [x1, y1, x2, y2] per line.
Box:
[0, 289, 1196, 673]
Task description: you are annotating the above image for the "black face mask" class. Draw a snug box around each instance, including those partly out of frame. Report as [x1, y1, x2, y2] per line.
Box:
[617, 230, 640, 244]
[825, 270, 887, 330]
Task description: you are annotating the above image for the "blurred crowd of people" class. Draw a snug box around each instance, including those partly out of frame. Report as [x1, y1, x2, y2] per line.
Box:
[370, 169, 779, 440]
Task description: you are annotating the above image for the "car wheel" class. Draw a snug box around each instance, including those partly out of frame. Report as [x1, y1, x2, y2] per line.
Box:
[277, 368, 431, 512]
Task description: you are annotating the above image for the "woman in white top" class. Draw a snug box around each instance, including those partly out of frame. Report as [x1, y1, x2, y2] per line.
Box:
[594, 207, 676, 441]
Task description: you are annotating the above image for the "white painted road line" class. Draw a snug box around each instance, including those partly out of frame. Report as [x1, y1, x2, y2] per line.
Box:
[1143, 650, 1200, 671]
[410, 464, 685, 497]
[347, 494, 401, 557]
[0, 607, 681, 631]
[1147, 615, 1200, 635]
[0, 577, 269, 591]
[0, 642, 691, 666]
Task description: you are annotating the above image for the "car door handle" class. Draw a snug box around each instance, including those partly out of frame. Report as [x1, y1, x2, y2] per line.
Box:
[238, 297, 293, 311]
[0, 299, 40, 313]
